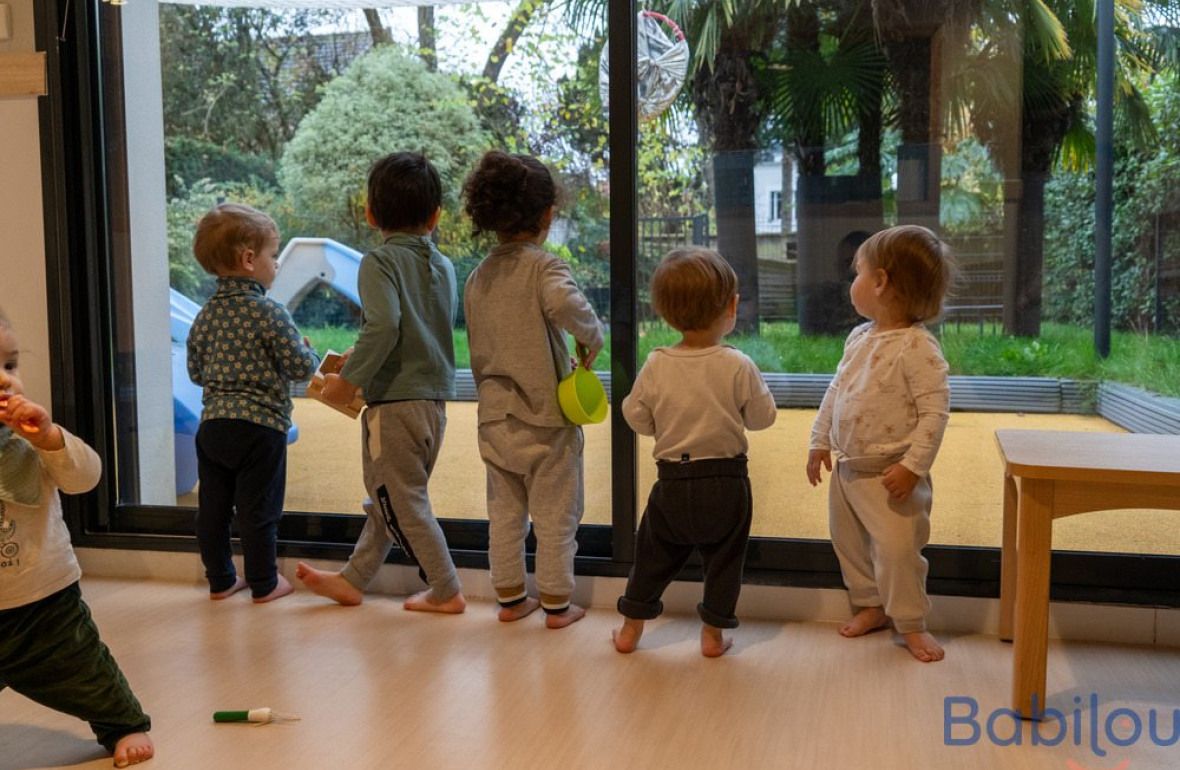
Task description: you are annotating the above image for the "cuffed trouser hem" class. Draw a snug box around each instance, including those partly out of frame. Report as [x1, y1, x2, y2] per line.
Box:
[496, 586, 528, 607]
[617, 596, 663, 620]
[339, 564, 369, 591]
[891, 617, 927, 634]
[540, 593, 570, 614]
[697, 602, 739, 630]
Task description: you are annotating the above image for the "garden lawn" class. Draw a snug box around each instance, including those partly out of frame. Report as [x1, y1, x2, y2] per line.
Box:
[302, 321, 1180, 398]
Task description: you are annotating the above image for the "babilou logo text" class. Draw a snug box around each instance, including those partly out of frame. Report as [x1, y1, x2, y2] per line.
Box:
[944, 695, 1179, 758]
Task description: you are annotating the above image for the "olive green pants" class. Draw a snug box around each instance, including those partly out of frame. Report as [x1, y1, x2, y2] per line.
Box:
[0, 582, 150, 752]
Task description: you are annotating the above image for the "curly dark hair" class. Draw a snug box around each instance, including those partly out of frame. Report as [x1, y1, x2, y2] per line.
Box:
[462, 150, 560, 237]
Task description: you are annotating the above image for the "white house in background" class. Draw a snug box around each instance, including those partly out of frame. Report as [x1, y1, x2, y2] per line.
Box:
[754, 148, 797, 236]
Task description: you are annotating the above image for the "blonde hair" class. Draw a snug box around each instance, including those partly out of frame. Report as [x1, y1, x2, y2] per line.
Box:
[192, 203, 278, 276]
[651, 247, 738, 332]
[858, 225, 957, 322]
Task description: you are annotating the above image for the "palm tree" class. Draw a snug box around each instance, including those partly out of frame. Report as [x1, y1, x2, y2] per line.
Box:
[960, 0, 1157, 335]
[569, 0, 793, 333]
[761, 0, 889, 333]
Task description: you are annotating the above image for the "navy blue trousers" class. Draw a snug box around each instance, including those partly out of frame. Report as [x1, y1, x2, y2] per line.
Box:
[195, 419, 287, 597]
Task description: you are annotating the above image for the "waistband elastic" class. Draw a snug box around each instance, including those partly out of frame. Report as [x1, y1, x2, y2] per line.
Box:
[656, 455, 748, 480]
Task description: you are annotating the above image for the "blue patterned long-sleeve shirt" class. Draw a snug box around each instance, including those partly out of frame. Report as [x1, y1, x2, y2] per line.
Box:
[186, 277, 319, 433]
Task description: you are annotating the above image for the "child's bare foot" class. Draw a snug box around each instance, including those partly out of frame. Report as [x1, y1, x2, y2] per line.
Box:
[839, 606, 890, 637]
[113, 732, 153, 767]
[545, 603, 586, 629]
[253, 574, 293, 604]
[701, 624, 733, 657]
[209, 577, 247, 600]
[612, 618, 644, 653]
[404, 588, 466, 613]
[295, 562, 363, 606]
[498, 597, 540, 622]
[903, 631, 945, 662]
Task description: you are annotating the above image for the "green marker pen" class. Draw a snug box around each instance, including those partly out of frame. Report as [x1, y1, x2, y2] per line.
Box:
[213, 708, 275, 724]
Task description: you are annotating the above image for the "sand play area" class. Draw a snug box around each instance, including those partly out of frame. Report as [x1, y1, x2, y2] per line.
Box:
[217, 399, 1178, 556]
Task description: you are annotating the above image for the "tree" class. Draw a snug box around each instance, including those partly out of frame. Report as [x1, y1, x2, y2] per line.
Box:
[363, 9, 390, 46]
[760, 0, 890, 333]
[278, 45, 490, 247]
[569, 0, 790, 333]
[962, 0, 1159, 335]
[159, 6, 350, 162]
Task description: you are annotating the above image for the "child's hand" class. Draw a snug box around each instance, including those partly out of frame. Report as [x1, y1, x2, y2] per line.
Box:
[321, 373, 358, 406]
[806, 448, 831, 486]
[881, 463, 919, 501]
[576, 342, 597, 370]
[0, 394, 64, 450]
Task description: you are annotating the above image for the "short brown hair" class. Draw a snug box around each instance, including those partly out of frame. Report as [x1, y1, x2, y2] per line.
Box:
[367, 152, 442, 232]
[858, 225, 957, 322]
[650, 247, 738, 332]
[192, 203, 278, 276]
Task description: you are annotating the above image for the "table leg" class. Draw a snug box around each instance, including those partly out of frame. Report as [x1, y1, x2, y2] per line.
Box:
[999, 472, 1018, 641]
[1013, 478, 1053, 719]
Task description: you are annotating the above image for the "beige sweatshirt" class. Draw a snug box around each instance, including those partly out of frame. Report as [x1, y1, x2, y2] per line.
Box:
[0, 428, 101, 610]
[465, 241, 604, 429]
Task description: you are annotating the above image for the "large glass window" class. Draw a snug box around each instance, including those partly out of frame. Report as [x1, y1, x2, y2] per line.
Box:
[103, 1, 614, 542]
[611, 1, 1180, 557]
[63, 0, 1180, 593]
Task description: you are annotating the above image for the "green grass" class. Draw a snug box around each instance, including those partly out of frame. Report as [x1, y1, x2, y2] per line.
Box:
[303, 321, 1180, 398]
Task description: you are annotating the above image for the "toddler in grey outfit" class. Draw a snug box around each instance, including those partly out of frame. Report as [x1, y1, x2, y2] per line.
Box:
[296, 152, 465, 614]
[462, 151, 604, 629]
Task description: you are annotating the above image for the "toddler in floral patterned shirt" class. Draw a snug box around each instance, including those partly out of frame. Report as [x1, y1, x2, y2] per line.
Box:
[186, 203, 319, 603]
[806, 225, 957, 662]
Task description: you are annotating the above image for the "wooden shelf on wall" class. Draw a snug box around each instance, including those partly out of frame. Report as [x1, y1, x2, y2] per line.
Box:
[0, 51, 47, 97]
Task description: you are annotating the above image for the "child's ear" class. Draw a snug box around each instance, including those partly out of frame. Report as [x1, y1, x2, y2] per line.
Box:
[873, 268, 890, 296]
[364, 204, 377, 229]
[238, 247, 257, 274]
[426, 207, 442, 232]
[538, 205, 556, 232]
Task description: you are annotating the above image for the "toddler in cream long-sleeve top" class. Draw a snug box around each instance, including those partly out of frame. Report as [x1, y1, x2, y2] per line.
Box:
[806, 225, 957, 663]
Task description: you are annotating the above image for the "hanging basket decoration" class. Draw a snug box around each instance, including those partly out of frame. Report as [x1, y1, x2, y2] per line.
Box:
[599, 11, 689, 122]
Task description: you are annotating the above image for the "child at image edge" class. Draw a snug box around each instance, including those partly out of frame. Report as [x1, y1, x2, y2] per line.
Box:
[297, 152, 466, 613]
[187, 203, 319, 603]
[0, 309, 154, 767]
[462, 150, 604, 628]
[613, 248, 777, 657]
[806, 224, 955, 663]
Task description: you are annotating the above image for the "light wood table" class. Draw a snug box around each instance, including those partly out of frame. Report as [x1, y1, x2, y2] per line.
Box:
[995, 429, 1180, 718]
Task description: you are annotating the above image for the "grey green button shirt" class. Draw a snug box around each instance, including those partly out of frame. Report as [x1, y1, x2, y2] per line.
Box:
[340, 233, 457, 403]
[186, 276, 319, 433]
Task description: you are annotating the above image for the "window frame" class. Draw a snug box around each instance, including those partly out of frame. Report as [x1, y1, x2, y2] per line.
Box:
[35, 0, 1180, 606]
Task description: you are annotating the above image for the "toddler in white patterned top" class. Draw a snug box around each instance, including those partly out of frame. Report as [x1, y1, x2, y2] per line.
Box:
[806, 225, 957, 662]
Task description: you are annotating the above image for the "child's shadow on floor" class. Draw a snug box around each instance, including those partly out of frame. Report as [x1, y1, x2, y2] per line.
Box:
[0, 724, 103, 769]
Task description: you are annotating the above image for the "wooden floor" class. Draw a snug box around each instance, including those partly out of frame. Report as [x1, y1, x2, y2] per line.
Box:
[6, 578, 1180, 770]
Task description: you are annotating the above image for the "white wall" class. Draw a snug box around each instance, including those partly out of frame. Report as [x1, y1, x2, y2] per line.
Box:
[0, 0, 51, 406]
